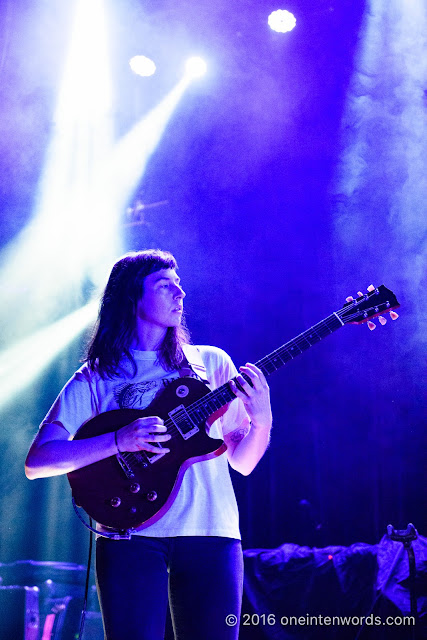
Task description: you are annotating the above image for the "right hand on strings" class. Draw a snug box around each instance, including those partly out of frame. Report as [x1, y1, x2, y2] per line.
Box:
[116, 417, 171, 454]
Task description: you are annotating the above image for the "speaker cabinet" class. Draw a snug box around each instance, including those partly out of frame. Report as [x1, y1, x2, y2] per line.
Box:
[0, 585, 39, 640]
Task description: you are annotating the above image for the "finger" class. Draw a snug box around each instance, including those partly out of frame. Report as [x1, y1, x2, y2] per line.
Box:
[144, 433, 171, 442]
[134, 426, 167, 436]
[346, 296, 354, 303]
[142, 416, 164, 425]
[357, 291, 363, 297]
[243, 362, 264, 376]
[242, 363, 268, 387]
[134, 416, 164, 428]
[367, 284, 375, 292]
[229, 379, 248, 399]
[390, 311, 399, 320]
[367, 321, 376, 330]
[378, 316, 387, 325]
[140, 443, 170, 454]
[134, 420, 165, 433]
[145, 424, 168, 432]
[239, 365, 260, 384]
[236, 374, 253, 392]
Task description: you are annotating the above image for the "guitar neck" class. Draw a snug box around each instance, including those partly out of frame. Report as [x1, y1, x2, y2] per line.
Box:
[255, 312, 343, 376]
[186, 312, 344, 424]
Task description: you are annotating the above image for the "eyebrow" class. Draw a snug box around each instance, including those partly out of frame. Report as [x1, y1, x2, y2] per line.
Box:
[154, 275, 181, 284]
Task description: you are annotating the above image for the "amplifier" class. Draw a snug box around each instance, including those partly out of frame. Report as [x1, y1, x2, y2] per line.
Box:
[0, 585, 39, 640]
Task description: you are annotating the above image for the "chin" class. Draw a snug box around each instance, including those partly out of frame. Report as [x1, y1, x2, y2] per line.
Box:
[166, 319, 181, 328]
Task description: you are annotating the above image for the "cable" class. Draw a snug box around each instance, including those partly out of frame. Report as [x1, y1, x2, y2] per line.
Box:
[77, 519, 94, 640]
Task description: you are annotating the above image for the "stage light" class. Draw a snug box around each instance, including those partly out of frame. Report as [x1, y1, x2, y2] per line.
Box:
[109, 77, 191, 215]
[0, 0, 118, 344]
[268, 9, 297, 33]
[185, 57, 207, 78]
[0, 0, 197, 399]
[0, 300, 98, 411]
[101, 53, 206, 221]
[129, 55, 156, 77]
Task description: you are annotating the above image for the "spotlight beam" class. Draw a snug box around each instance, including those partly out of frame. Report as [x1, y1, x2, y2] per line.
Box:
[0, 0, 117, 346]
[108, 77, 192, 215]
[0, 300, 98, 411]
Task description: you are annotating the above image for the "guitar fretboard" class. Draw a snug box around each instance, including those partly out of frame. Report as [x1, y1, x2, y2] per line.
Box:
[185, 312, 344, 424]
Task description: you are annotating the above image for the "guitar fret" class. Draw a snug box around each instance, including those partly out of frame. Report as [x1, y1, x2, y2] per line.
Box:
[215, 388, 234, 403]
[260, 360, 278, 375]
[197, 407, 210, 421]
[294, 336, 311, 349]
[257, 314, 344, 377]
[68, 285, 399, 532]
[272, 354, 285, 366]
[278, 350, 294, 363]
[289, 344, 303, 354]
[188, 314, 346, 423]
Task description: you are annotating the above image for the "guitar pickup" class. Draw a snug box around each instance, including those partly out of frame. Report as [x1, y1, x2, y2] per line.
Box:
[169, 405, 199, 440]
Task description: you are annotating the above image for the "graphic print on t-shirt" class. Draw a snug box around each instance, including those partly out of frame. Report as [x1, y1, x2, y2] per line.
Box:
[114, 376, 181, 409]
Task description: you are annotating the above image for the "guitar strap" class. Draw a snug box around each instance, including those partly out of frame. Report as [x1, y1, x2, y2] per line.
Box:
[181, 344, 210, 384]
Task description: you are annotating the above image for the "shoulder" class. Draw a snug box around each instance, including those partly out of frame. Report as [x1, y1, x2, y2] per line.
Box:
[56, 362, 104, 399]
[192, 345, 239, 387]
[193, 345, 235, 368]
[71, 362, 99, 385]
[50, 363, 97, 404]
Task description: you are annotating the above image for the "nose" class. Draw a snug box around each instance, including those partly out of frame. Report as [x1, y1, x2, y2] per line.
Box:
[174, 284, 185, 299]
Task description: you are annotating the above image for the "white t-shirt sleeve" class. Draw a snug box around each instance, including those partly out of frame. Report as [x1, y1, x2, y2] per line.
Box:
[197, 345, 251, 437]
[40, 367, 99, 436]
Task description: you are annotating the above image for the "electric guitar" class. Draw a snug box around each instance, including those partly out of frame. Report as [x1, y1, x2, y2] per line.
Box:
[67, 285, 399, 533]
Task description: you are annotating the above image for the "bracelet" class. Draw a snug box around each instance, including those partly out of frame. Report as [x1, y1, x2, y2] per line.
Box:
[114, 430, 121, 454]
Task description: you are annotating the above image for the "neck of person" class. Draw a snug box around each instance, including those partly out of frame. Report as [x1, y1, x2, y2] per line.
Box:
[131, 323, 167, 352]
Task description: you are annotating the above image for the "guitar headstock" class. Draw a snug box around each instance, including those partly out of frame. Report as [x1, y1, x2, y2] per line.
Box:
[338, 285, 400, 325]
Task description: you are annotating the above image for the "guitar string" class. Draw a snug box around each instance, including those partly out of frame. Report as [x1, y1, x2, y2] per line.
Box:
[167, 302, 385, 426]
[122, 301, 387, 467]
[169, 302, 388, 433]
[122, 318, 340, 465]
[124, 304, 384, 463]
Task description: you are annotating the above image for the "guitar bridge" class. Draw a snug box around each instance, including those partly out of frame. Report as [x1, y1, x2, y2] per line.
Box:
[169, 405, 199, 440]
[116, 453, 135, 478]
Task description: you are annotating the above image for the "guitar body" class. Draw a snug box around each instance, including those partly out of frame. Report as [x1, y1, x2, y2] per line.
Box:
[67, 377, 226, 531]
[67, 285, 399, 533]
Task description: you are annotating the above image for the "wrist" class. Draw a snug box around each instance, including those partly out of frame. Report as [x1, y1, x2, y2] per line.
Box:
[114, 430, 122, 454]
[250, 419, 272, 431]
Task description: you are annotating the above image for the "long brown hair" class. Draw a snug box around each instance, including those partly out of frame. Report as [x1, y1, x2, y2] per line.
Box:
[85, 250, 190, 378]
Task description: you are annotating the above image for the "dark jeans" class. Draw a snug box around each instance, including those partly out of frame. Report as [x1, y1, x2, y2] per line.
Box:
[96, 535, 244, 640]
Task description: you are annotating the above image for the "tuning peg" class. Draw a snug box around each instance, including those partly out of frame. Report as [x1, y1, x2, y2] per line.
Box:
[357, 285, 375, 297]
[367, 321, 376, 331]
[390, 311, 399, 320]
[378, 316, 387, 325]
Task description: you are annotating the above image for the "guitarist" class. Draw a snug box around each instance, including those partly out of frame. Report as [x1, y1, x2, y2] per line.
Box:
[25, 249, 273, 640]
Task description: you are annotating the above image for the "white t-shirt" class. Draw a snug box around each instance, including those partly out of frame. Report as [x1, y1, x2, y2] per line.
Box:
[41, 345, 250, 540]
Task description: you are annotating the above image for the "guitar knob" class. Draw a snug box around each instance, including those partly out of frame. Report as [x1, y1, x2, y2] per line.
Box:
[129, 483, 140, 494]
[146, 491, 157, 502]
[110, 497, 121, 508]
